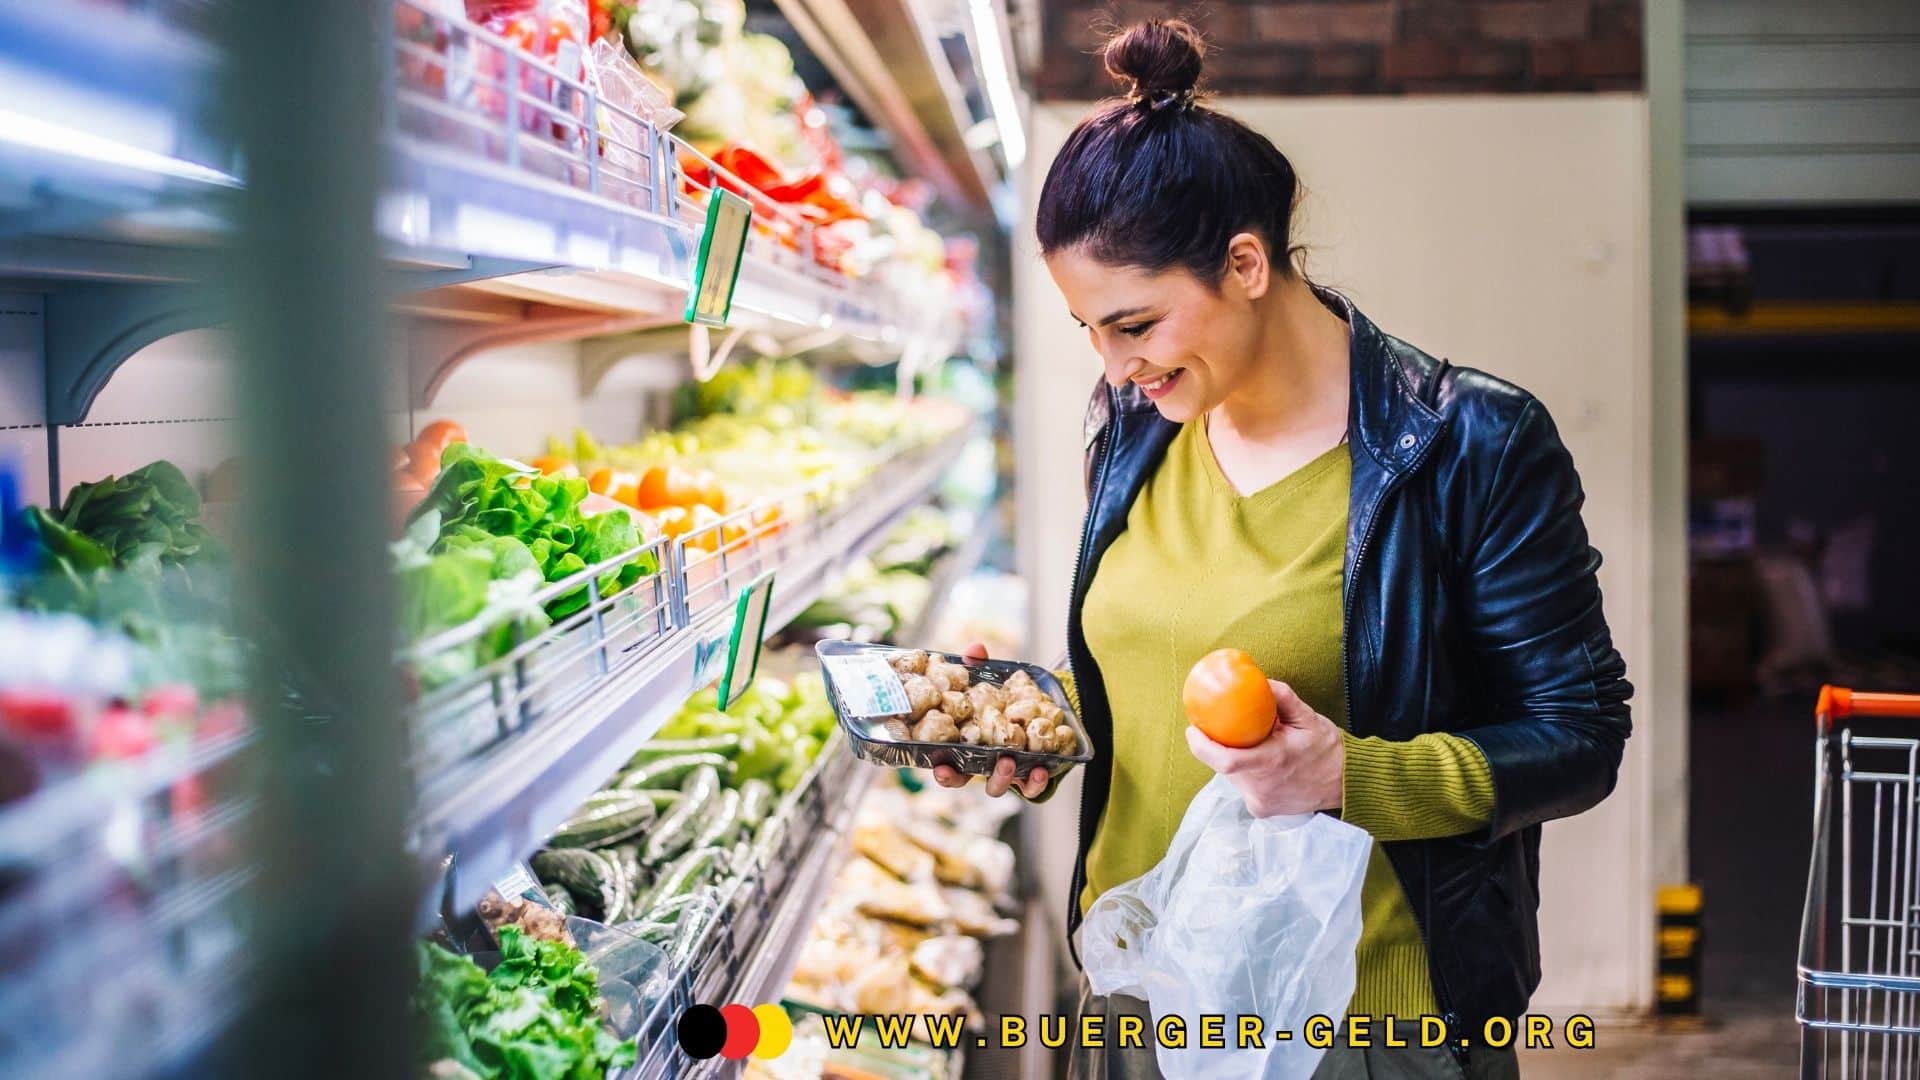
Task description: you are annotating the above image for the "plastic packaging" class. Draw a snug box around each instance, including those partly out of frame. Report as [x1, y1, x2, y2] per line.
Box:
[814, 640, 1094, 778]
[1081, 775, 1373, 1080]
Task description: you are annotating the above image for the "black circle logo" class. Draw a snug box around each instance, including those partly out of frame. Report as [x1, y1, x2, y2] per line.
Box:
[677, 1003, 727, 1059]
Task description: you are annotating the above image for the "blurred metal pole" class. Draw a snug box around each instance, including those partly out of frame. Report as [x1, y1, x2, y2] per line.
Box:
[217, 1, 413, 1077]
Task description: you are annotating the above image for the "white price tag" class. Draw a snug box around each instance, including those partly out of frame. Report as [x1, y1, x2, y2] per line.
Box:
[493, 864, 540, 901]
[823, 654, 911, 719]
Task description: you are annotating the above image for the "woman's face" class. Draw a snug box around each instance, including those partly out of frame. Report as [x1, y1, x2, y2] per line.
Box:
[1044, 245, 1264, 424]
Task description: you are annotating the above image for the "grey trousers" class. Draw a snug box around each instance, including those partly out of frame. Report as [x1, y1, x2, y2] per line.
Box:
[1068, 982, 1521, 1080]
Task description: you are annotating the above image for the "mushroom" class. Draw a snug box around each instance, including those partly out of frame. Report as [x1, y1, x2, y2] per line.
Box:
[911, 709, 961, 743]
[927, 659, 972, 691]
[902, 675, 941, 720]
[940, 690, 974, 722]
[965, 682, 1008, 716]
[1003, 670, 1040, 699]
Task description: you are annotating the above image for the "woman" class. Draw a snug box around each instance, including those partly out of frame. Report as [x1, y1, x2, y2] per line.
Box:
[934, 18, 1632, 1079]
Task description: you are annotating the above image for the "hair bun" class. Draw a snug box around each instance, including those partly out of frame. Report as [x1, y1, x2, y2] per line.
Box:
[1103, 18, 1205, 106]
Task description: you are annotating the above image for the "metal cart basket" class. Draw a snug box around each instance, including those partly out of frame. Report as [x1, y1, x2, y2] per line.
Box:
[1799, 685, 1920, 1077]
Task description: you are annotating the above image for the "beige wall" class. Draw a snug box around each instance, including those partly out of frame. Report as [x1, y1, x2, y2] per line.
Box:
[1015, 93, 1678, 1015]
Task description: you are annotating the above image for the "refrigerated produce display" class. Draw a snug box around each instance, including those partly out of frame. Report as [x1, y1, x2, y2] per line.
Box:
[0, 0, 1026, 1076]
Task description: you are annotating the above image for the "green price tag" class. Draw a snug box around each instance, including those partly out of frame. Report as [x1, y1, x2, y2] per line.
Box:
[686, 187, 751, 327]
[715, 572, 775, 710]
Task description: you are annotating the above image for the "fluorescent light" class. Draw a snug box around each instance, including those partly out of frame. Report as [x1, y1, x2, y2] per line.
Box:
[967, 0, 1025, 169]
[0, 109, 238, 188]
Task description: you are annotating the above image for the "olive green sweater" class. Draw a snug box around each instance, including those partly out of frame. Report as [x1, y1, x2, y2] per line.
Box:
[1077, 421, 1495, 1019]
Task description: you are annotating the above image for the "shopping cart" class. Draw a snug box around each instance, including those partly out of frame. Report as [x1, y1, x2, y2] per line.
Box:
[1799, 685, 1920, 1077]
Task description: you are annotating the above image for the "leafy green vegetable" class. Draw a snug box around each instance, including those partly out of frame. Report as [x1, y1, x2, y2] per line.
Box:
[393, 511, 549, 691]
[410, 928, 636, 1080]
[409, 443, 653, 624]
[11, 460, 244, 697]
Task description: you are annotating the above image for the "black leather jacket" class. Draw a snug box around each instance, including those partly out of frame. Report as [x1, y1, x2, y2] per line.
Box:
[1064, 291, 1633, 1040]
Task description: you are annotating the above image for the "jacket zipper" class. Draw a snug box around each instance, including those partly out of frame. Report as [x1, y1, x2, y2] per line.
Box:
[1340, 430, 1466, 1057]
[1063, 386, 1115, 946]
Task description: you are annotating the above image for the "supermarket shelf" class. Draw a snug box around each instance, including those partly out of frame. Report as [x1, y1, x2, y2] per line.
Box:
[0, 0, 960, 423]
[770, 0, 999, 215]
[411, 425, 970, 923]
[617, 728, 875, 1080]
[0, 0, 234, 241]
[689, 761, 873, 1080]
[662, 499, 998, 1078]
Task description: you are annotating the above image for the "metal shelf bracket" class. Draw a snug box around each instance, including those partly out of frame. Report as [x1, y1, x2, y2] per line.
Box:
[42, 281, 225, 426]
[405, 306, 666, 409]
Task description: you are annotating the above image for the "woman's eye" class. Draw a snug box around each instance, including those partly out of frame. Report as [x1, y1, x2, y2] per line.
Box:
[1118, 322, 1154, 338]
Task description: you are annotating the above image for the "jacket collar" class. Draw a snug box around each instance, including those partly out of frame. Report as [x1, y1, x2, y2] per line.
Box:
[1103, 286, 1443, 476]
[1322, 287, 1444, 477]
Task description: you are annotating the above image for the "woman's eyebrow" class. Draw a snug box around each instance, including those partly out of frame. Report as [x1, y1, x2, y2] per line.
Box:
[1096, 306, 1153, 327]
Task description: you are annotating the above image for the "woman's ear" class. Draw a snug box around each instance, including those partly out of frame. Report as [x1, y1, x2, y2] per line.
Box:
[1223, 232, 1271, 301]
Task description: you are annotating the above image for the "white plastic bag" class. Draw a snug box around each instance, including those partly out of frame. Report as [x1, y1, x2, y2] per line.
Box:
[1082, 775, 1373, 1079]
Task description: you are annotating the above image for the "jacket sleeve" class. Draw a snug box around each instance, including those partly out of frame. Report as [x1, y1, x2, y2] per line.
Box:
[1452, 398, 1633, 841]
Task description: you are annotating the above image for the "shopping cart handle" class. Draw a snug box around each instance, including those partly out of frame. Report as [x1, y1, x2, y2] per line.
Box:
[1817, 684, 1920, 730]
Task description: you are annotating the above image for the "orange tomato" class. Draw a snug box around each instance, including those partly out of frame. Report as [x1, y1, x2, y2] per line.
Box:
[413, 419, 466, 463]
[529, 454, 571, 475]
[587, 467, 613, 494]
[697, 471, 728, 513]
[404, 447, 441, 489]
[720, 518, 747, 551]
[686, 504, 722, 552]
[610, 477, 642, 507]
[749, 503, 784, 537]
[1182, 648, 1275, 748]
[638, 464, 702, 509]
[654, 506, 692, 540]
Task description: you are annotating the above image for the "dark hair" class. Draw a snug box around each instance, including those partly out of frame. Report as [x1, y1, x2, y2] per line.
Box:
[1035, 19, 1304, 285]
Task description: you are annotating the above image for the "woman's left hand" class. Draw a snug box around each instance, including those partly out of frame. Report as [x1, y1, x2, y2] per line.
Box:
[1185, 680, 1345, 818]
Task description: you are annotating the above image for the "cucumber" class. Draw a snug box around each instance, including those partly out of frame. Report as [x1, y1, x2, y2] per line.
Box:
[601, 850, 630, 924]
[636, 845, 724, 918]
[617, 752, 736, 792]
[643, 891, 698, 923]
[636, 790, 683, 814]
[627, 735, 741, 764]
[668, 887, 722, 970]
[691, 788, 743, 852]
[641, 765, 722, 865]
[607, 843, 648, 907]
[735, 778, 774, 830]
[547, 790, 657, 849]
[532, 848, 620, 921]
[543, 883, 576, 916]
[622, 919, 675, 945]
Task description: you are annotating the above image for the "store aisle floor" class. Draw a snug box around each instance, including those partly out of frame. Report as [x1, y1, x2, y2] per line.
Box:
[1690, 698, 1810, 1015]
[1518, 1004, 1795, 1076]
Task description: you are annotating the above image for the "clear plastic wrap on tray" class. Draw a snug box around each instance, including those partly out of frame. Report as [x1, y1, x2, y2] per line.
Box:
[814, 640, 1094, 777]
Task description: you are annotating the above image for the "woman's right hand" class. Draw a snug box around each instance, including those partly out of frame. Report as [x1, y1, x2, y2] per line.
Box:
[929, 642, 1053, 799]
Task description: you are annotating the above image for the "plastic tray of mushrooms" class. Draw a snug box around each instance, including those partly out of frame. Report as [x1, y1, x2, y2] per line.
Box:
[813, 640, 1096, 777]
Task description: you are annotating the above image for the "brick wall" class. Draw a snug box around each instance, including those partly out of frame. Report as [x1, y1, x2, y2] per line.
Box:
[1032, 0, 1644, 99]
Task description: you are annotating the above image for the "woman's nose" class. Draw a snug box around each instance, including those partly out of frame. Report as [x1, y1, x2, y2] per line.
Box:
[1102, 351, 1143, 388]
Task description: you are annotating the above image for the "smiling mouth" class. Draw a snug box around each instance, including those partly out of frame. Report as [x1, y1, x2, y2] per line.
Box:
[1136, 369, 1184, 398]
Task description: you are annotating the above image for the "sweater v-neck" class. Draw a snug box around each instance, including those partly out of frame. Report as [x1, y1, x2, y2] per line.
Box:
[1196, 415, 1348, 505]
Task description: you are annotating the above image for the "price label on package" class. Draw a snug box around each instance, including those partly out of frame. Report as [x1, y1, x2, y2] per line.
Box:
[822, 654, 911, 719]
[492, 863, 542, 903]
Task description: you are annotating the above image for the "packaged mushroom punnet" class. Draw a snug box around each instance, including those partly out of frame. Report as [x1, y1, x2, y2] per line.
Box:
[813, 640, 1096, 777]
